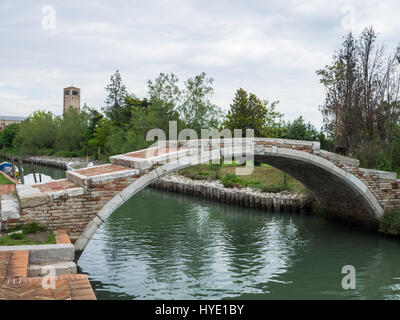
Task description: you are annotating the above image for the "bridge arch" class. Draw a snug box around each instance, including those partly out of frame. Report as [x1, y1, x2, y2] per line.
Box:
[74, 142, 384, 258]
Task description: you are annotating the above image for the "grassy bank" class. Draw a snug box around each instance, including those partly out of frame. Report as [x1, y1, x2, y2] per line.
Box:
[178, 162, 306, 193]
[0, 173, 14, 185]
[0, 223, 56, 246]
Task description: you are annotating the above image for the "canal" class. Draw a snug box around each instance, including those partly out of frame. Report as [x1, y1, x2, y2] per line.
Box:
[11, 162, 400, 300]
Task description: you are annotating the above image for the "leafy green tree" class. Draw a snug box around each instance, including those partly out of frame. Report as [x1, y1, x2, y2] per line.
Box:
[55, 108, 89, 155]
[180, 72, 223, 134]
[14, 111, 58, 154]
[0, 123, 20, 148]
[103, 70, 128, 123]
[264, 101, 286, 138]
[147, 73, 181, 110]
[224, 88, 272, 137]
[284, 116, 319, 141]
[85, 105, 103, 141]
[88, 118, 113, 160]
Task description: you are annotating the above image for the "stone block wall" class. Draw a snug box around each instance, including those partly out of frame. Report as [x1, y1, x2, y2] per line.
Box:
[14, 175, 138, 241]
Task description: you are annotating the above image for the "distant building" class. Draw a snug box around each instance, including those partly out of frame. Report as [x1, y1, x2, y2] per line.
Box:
[63, 86, 80, 114]
[0, 115, 26, 130]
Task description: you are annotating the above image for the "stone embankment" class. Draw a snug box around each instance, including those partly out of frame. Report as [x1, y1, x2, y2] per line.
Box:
[151, 173, 313, 213]
[1, 154, 92, 170]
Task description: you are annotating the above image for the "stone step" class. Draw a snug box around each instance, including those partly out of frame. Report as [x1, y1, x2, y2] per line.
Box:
[28, 261, 77, 277]
[110, 146, 194, 171]
[1, 194, 20, 228]
[15, 179, 84, 210]
[66, 163, 139, 187]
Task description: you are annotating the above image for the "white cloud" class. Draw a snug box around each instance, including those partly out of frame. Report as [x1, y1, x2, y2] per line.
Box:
[0, 0, 399, 128]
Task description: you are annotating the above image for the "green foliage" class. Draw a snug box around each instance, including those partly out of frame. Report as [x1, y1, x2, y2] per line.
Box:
[0, 223, 54, 246]
[10, 232, 24, 240]
[317, 27, 400, 168]
[221, 173, 243, 188]
[13, 110, 58, 154]
[103, 69, 128, 123]
[21, 222, 47, 233]
[12, 109, 90, 157]
[55, 108, 90, 153]
[281, 116, 334, 151]
[264, 102, 286, 138]
[261, 183, 287, 193]
[208, 159, 223, 179]
[0, 174, 14, 185]
[224, 88, 273, 137]
[379, 208, 400, 235]
[0, 123, 19, 148]
[284, 116, 319, 141]
[180, 72, 223, 134]
[221, 173, 262, 189]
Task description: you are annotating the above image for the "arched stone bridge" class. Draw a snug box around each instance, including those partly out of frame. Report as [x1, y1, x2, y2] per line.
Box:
[4, 138, 400, 259]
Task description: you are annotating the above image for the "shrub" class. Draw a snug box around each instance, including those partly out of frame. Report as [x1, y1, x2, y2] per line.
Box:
[22, 222, 47, 234]
[379, 208, 400, 235]
[261, 182, 288, 193]
[9, 232, 24, 240]
[221, 173, 242, 188]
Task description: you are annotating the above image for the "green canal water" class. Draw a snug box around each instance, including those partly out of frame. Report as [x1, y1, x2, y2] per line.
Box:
[77, 188, 400, 300]
[8, 162, 400, 300]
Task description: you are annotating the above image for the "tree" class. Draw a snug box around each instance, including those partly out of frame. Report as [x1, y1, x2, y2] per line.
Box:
[0, 123, 20, 149]
[55, 108, 89, 155]
[224, 88, 273, 137]
[147, 73, 181, 110]
[103, 70, 128, 123]
[85, 105, 103, 141]
[88, 118, 113, 160]
[13, 111, 58, 154]
[264, 101, 285, 138]
[180, 72, 223, 134]
[285, 116, 319, 141]
[317, 27, 400, 168]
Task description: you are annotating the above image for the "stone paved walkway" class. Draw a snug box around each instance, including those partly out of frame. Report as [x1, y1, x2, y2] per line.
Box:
[32, 179, 78, 192]
[0, 274, 96, 300]
[0, 232, 96, 300]
[0, 185, 15, 196]
[75, 164, 129, 177]
[125, 146, 183, 158]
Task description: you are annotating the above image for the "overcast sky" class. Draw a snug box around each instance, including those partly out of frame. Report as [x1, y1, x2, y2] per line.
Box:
[1, 0, 399, 128]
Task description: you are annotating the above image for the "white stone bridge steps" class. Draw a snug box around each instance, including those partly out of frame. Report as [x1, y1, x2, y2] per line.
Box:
[1, 138, 399, 258]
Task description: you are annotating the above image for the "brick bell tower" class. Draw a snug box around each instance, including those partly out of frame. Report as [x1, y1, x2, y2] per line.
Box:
[63, 86, 81, 114]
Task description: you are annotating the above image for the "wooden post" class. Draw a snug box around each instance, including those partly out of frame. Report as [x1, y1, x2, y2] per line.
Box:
[31, 160, 37, 183]
[10, 156, 16, 180]
[39, 173, 42, 183]
[18, 159, 24, 184]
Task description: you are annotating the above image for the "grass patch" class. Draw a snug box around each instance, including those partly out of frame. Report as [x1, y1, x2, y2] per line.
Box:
[0, 173, 14, 185]
[178, 162, 306, 193]
[0, 222, 55, 246]
[379, 208, 400, 235]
